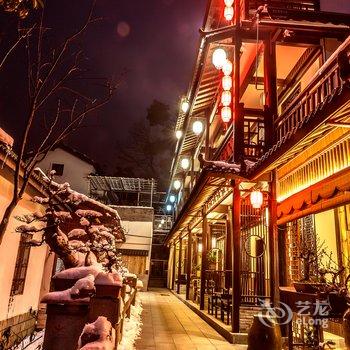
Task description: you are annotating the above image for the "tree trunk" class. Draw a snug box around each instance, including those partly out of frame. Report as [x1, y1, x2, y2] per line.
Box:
[0, 199, 19, 245]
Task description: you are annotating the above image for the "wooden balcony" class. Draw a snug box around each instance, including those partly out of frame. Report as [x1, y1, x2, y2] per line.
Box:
[275, 37, 350, 143]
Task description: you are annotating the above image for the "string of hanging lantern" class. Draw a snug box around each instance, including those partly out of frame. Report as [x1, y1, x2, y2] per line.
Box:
[224, 0, 234, 21]
[212, 46, 233, 124]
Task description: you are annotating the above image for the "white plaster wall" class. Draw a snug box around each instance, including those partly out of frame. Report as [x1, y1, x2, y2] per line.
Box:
[117, 208, 153, 291]
[37, 148, 95, 195]
[0, 177, 48, 321]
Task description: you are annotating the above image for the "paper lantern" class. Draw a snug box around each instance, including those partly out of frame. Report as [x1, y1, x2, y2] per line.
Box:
[212, 48, 227, 69]
[224, 6, 234, 21]
[222, 59, 233, 76]
[221, 91, 232, 107]
[181, 100, 190, 113]
[224, 0, 234, 6]
[175, 130, 183, 140]
[221, 106, 232, 123]
[222, 75, 232, 91]
[173, 179, 181, 190]
[181, 158, 190, 170]
[192, 120, 204, 135]
[250, 190, 263, 209]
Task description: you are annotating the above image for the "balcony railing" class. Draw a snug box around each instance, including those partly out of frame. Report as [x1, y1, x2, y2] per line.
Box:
[275, 37, 350, 143]
[244, 0, 319, 19]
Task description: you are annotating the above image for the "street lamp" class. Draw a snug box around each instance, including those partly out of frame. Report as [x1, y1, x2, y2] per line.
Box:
[192, 120, 204, 135]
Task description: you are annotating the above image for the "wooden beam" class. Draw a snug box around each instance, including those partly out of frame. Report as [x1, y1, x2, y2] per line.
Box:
[264, 34, 278, 149]
[251, 76, 285, 87]
[200, 208, 208, 310]
[231, 180, 241, 333]
[186, 228, 193, 300]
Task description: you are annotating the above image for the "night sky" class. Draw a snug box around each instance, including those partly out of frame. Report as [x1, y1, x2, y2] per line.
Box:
[0, 0, 207, 171]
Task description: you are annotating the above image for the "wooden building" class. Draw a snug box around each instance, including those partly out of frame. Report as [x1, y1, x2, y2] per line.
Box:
[164, 0, 350, 345]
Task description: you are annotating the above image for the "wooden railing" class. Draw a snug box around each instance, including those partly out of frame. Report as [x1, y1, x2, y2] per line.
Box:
[275, 37, 350, 143]
[245, 0, 319, 19]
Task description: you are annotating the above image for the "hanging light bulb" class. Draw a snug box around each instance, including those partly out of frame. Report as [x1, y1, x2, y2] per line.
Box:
[192, 120, 204, 135]
[173, 179, 181, 190]
[224, 0, 234, 6]
[181, 158, 190, 170]
[166, 204, 172, 212]
[169, 194, 176, 203]
[175, 130, 183, 140]
[221, 106, 232, 123]
[222, 59, 233, 76]
[224, 6, 234, 21]
[222, 75, 232, 91]
[250, 190, 264, 209]
[221, 91, 232, 107]
[181, 100, 190, 113]
[212, 48, 227, 69]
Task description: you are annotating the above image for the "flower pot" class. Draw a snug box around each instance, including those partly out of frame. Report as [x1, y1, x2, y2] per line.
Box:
[247, 315, 282, 350]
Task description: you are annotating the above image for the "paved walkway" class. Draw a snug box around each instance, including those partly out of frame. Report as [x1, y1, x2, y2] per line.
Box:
[135, 289, 246, 350]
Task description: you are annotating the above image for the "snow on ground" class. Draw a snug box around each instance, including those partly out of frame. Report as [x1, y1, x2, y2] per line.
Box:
[13, 330, 44, 350]
[119, 295, 143, 350]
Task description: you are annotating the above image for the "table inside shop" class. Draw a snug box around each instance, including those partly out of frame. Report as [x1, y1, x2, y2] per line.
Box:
[279, 287, 344, 350]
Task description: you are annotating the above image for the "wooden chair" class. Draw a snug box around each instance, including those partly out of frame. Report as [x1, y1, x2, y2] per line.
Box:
[220, 293, 232, 325]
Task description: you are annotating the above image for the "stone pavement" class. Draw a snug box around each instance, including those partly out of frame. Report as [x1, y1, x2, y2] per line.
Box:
[135, 289, 247, 350]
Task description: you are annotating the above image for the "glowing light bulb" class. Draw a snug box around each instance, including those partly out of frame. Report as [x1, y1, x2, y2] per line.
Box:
[181, 100, 190, 113]
[224, 6, 234, 21]
[173, 179, 181, 190]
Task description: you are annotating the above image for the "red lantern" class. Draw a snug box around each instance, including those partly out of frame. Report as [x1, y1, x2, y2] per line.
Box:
[250, 190, 263, 209]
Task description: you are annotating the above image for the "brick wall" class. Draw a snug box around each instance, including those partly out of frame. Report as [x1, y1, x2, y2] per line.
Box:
[240, 306, 263, 332]
[0, 311, 37, 349]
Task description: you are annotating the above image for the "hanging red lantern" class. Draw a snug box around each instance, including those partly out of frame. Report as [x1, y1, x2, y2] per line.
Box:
[250, 190, 264, 209]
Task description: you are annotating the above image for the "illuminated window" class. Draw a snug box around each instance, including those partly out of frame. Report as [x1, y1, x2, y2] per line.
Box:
[11, 233, 33, 295]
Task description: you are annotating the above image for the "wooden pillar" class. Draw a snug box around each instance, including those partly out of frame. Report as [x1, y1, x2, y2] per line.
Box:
[171, 242, 176, 290]
[186, 228, 193, 300]
[200, 209, 208, 310]
[264, 35, 278, 149]
[177, 236, 182, 294]
[230, 180, 241, 333]
[269, 170, 279, 305]
[225, 214, 232, 290]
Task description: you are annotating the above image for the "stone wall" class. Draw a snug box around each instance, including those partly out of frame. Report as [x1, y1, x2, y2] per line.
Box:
[0, 311, 37, 349]
[240, 306, 262, 333]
